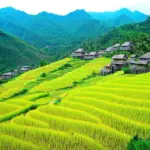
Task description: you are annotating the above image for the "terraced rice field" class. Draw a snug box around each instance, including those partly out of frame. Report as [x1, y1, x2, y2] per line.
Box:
[0, 57, 149, 150]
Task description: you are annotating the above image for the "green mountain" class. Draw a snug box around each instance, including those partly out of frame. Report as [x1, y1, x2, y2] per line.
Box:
[0, 18, 50, 48]
[0, 7, 111, 48]
[82, 17, 150, 51]
[38, 9, 110, 40]
[89, 8, 148, 27]
[0, 30, 49, 73]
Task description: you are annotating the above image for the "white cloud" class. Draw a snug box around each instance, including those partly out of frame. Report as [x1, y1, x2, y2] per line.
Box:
[0, 0, 149, 14]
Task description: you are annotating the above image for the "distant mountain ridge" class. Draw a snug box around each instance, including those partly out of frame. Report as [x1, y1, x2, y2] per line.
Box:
[0, 7, 111, 48]
[0, 7, 147, 49]
[89, 8, 148, 27]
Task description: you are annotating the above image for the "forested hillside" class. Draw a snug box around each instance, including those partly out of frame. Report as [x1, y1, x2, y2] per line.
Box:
[82, 17, 150, 53]
[89, 8, 147, 27]
[0, 7, 111, 48]
[0, 19, 50, 48]
[0, 30, 49, 73]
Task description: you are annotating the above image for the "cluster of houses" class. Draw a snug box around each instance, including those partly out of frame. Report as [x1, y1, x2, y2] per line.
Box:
[71, 41, 132, 60]
[101, 52, 150, 75]
[1, 66, 31, 80]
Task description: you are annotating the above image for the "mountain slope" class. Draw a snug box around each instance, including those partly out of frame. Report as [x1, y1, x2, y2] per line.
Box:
[38, 9, 111, 42]
[0, 30, 49, 73]
[82, 17, 150, 50]
[0, 19, 50, 48]
[0, 7, 111, 47]
[89, 8, 148, 27]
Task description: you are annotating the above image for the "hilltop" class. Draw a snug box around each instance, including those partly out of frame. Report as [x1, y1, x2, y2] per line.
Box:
[0, 30, 49, 73]
[0, 7, 111, 48]
[0, 7, 147, 49]
[0, 57, 150, 150]
[89, 8, 147, 27]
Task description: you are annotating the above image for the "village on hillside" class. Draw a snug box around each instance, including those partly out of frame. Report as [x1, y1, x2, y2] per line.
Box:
[71, 41, 150, 75]
[1, 40, 150, 81]
[0, 66, 31, 80]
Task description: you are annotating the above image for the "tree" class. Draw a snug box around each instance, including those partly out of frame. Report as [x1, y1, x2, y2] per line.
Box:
[40, 60, 48, 67]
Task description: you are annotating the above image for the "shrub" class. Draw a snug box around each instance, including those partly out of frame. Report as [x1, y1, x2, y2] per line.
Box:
[58, 63, 72, 70]
[127, 135, 150, 150]
[40, 72, 47, 78]
[73, 81, 79, 86]
[40, 60, 48, 67]
[92, 71, 97, 77]
[11, 88, 29, 98]
[122, 67, 130, 74]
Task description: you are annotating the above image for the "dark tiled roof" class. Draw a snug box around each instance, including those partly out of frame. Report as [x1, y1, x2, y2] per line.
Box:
[111, 60, 127, 65]
[140, 52, 150, 59]
[121, 42, 131, 47]
[112, 54, 128, 60]
[75, 48, 84, 53]
[129, 60, 148, 65]
[105, 47, 113, 52]
[88, 52, 98, 56]
[113, 43, 120, 48]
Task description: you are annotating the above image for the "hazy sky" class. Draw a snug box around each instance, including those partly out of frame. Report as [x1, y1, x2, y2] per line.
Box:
[0, 0, 150, 15]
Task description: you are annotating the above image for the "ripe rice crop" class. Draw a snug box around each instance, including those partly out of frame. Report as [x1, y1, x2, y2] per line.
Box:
[1, 57, 150, 150]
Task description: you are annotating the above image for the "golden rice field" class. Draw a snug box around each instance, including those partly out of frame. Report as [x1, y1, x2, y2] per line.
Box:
[0, 57, 150, 150]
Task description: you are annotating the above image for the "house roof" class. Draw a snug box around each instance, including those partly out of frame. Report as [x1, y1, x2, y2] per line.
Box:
[20, 68, 29, 71]
[14, 70, 19, 72]
[129, 60, 148, 65]
[88, 52, 98, 56]
[98, 50, 105, 54]
[84, 53, 89, 56]
[139, 52, 150, 59]
[75, 48, 84, 53]
[3, 72, 13, 76]
[121, 42, 131, 47]
[113, 43, 120, 48]
[71, 52, 84, 57]
[21, 66, 30, 69]
[130, 54, 137, 58]
[112, 54, 128, 60]
[105, 47, 113, 52]
[111, 60, 128, 65]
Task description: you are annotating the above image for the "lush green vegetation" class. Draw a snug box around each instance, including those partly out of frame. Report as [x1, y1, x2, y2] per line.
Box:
[0, 57, 150, 150]
[128, 135, 150, 150]
[0, 30, 49, 74]
[89, 8, 147, 27]
[0, 7, 111, 49]
[82, 17, 150, 53]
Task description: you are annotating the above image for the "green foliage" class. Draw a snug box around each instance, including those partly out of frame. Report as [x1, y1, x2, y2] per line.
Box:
[103, 50, 130, 58]
[132, 33, 150, 55]
[10, 88, 29, 99]
[40, 72, 47, 78]
[0, 30, 49, 74]
[82, 17, 150, 53]
[89, 8, 147, 27]
[122, 67, 130, 74]
[40, 60, 48, 67]
[128, 136, 150, 150]
[58, 63, 72, 70]
[0, 7, 111, 51]
[0, 104, 38, 123]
